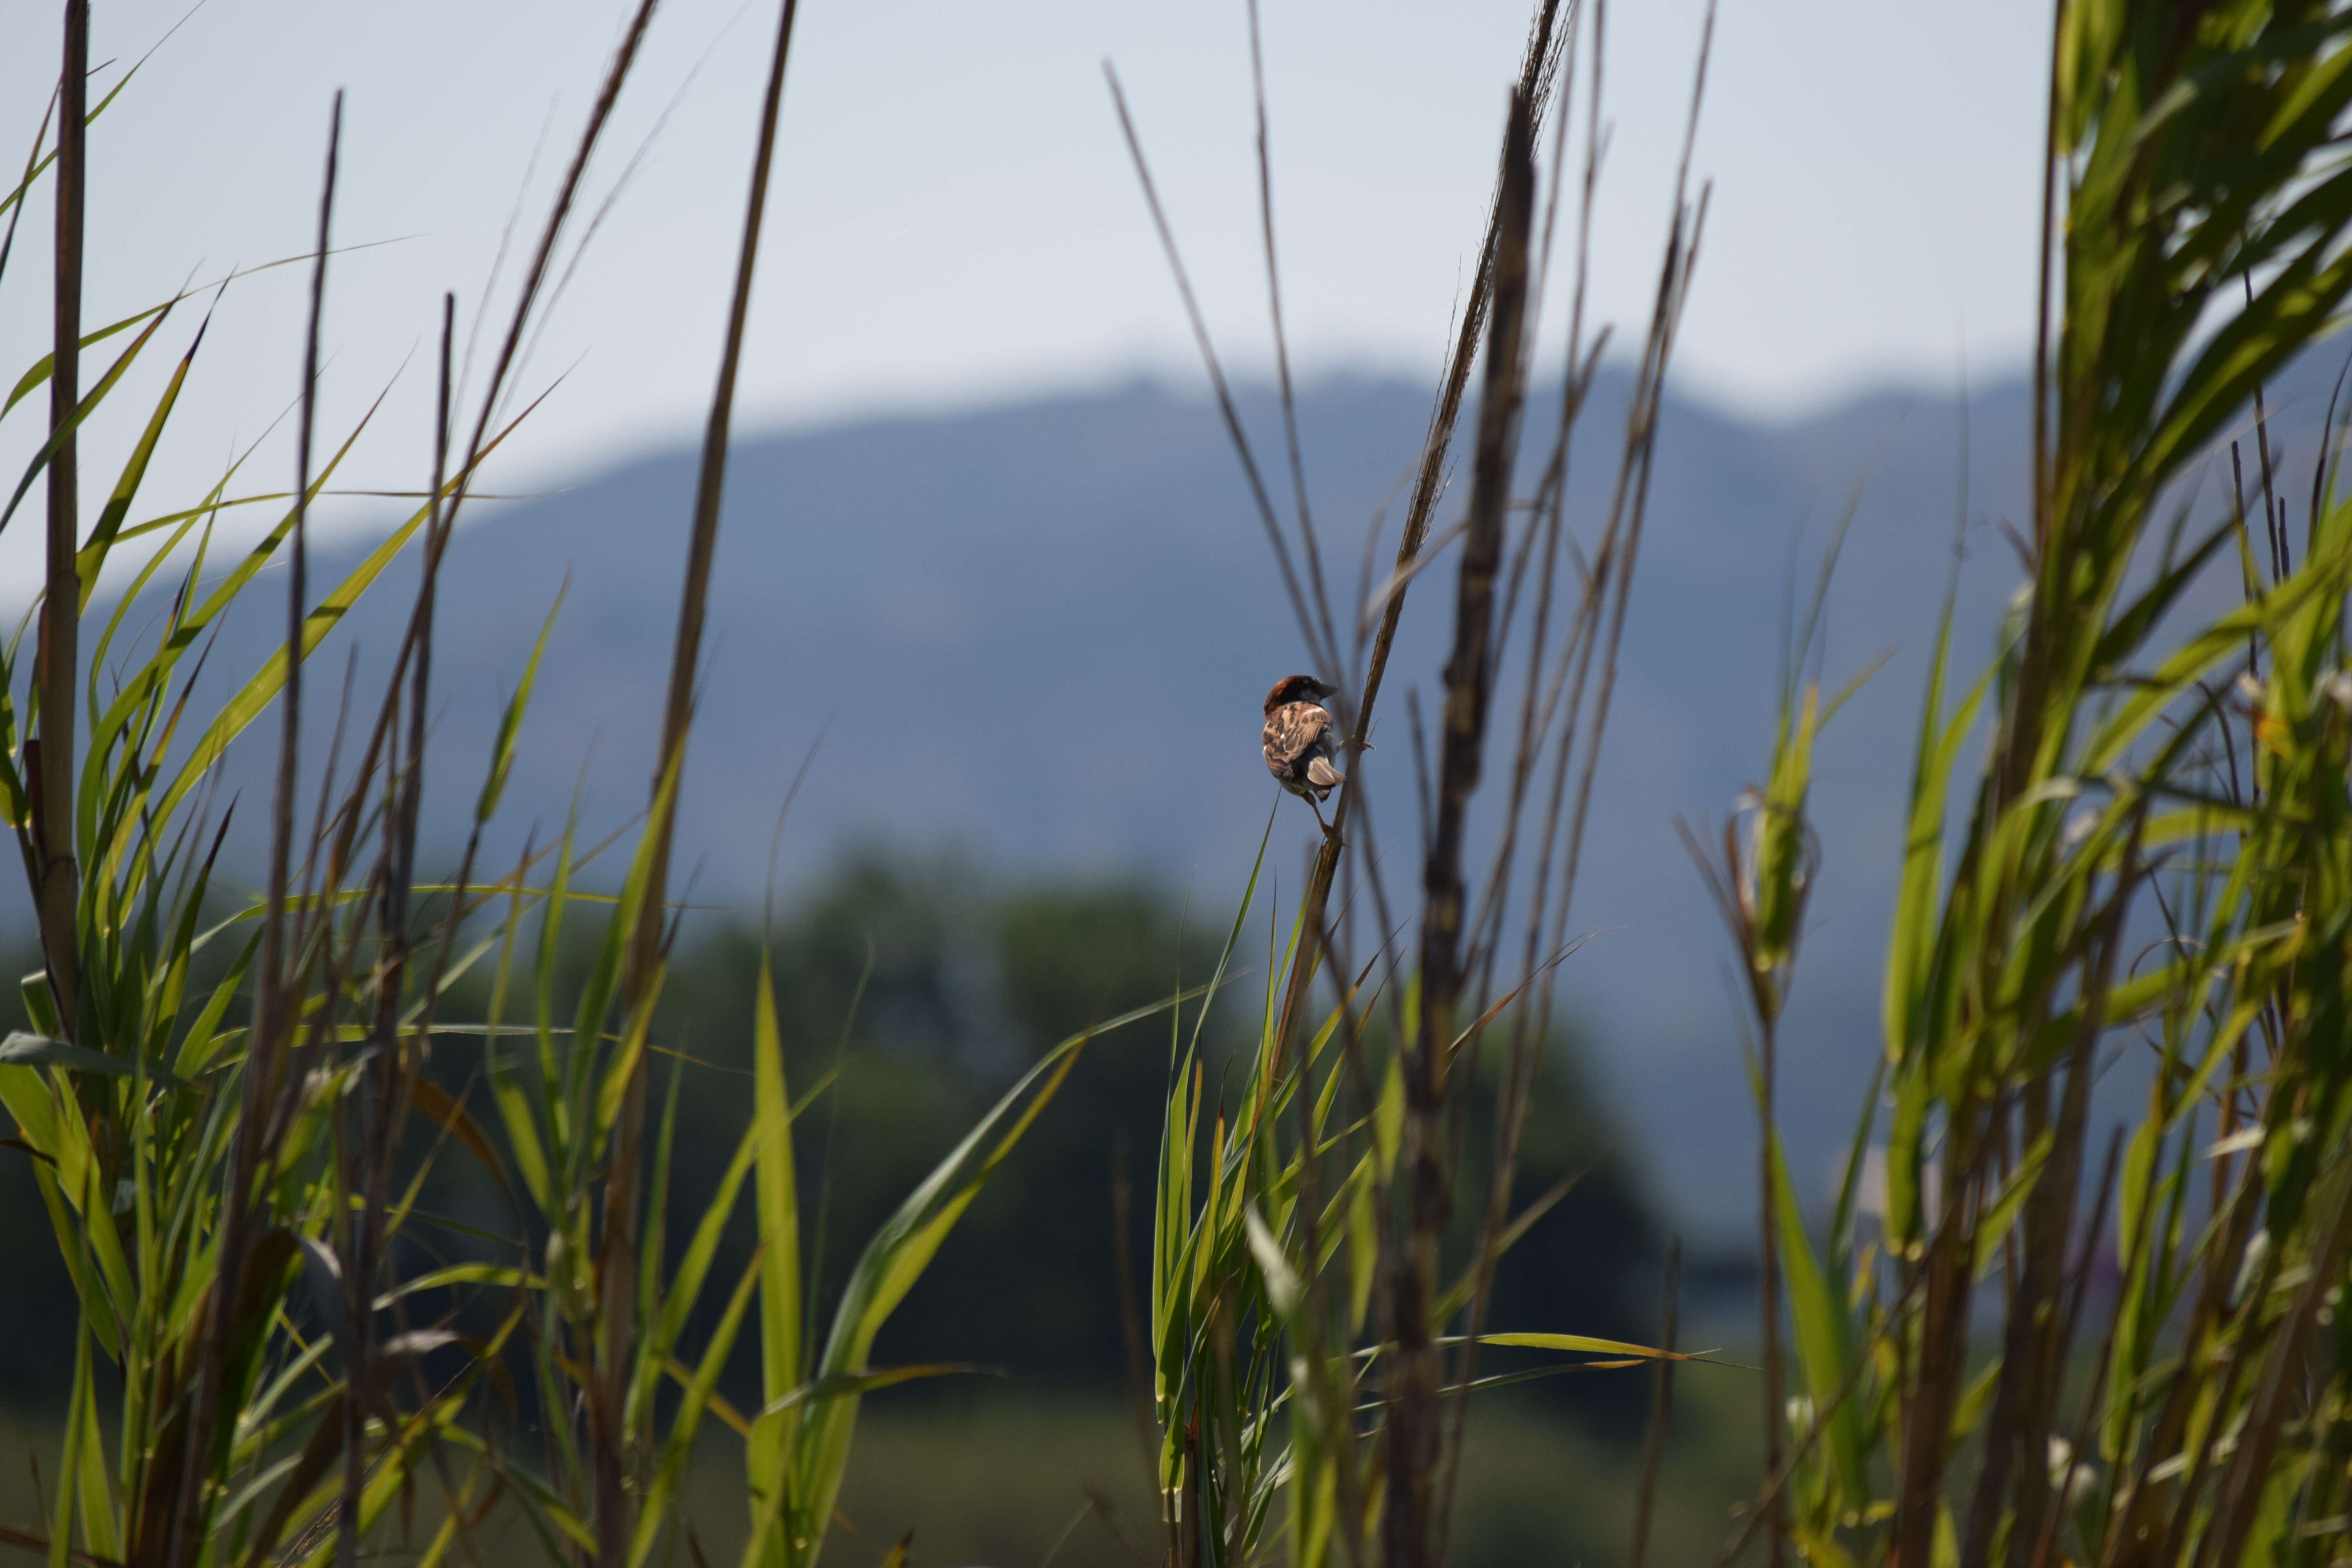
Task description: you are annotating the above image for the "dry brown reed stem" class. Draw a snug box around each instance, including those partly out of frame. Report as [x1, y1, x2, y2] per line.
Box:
[1894, 1129, 1980, 1567]
[296, 25, 666, 1361]
[1472, 0, 1601, 969]
[334, 0, 662, 853]
[330, 293, 463, 1568]
[601, 5, 801, 1563]
[359, 292, 456, 1062]
[1629, 1236, 1681, 1568]
[1266, 0, 1567, 1067]
[1102, 66, 1336, 684]
[2031, 1131, 2123, 1568]
[2132, 638, 2303, 1565]
[240, 9, 663, 1561]
[1313, 276, 1583, 1568]
[1245, 0, 1339, 673]
[1475, 0, 1698, 1365]
[34, 0, 87, 1038]
[1442, 23, 1708, 1557]
[332, 289, 456, 924]
[2029, 0, 2061, 564]
[1712, 1265, 1934, 1568]
[622, 0, 803, 1013]
[2207, 1177, 2352, 1564]
[171, 88, 342, 1568]
[1383, 85, 1536, 1568]
[1961, 839, 2137, 1568]
[403, 291, 456, 860]
[1756, 890, 1788, 1568]
[1902, 11, 2154, 1548]
[1236, 9, 1368, 1555]
[448, 1, 658, 541]
[1676, 790, 1795, 1568]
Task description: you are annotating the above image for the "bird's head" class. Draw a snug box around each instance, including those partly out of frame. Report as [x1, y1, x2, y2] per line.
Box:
[1264, 674, 1338, 713]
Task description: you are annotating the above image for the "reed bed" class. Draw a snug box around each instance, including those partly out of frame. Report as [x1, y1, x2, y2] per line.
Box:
[1124, 0, 2352, 1565]
[1690, 4, 2352, 1564]
[0, 6, 1187, 1568]
[7, 0, 2352, 1566]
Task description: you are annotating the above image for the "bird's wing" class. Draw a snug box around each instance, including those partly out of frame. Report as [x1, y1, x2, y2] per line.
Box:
[1265, 702, 1334, 769]
[1305, 756, 1344, 788]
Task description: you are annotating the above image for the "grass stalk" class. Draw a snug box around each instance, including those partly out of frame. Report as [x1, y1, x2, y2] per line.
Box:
[170, 89, 341, 1568]
[34, 0, 87, 1036]
[603, 4, 800, 1562]
[1383, 83, 1535, 1568]
[1244, 0, 1339, 679]
[1267, 0, 1568, 1062]
[1439, 13, 1708, 1544]
[1628, 1235, 1679, 1568]
[1103, 66, 1333, 684]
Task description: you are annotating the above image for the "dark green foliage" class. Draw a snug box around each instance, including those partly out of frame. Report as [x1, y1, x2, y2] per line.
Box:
[620, 855, 1659, 1408]
[0, 944, 77, 1401]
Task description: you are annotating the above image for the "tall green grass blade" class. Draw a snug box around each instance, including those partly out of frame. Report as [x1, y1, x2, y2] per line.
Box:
[1767, 1129, 1866, 1505]
[73, 317, 203, 609]
[753, 952, 802, 1418]
[788, 985, 1195, 1561]
[0, 305, 172, 538]
[631, 1255, 761, 1568]
[2, 298, 172, 423]
[479, 584, 565, 823]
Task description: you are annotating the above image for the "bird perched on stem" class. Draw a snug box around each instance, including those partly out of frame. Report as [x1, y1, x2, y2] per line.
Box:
[1262, 673, 1352, 834]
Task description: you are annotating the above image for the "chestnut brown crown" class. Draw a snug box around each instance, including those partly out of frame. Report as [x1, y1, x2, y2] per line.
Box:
[1263, 674, 1338, 714]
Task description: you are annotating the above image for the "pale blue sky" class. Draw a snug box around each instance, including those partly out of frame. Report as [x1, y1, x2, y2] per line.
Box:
[0, 0, 2047, 589]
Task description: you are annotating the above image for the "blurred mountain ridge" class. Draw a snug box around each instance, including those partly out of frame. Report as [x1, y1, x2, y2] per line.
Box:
[84, 356, 2348, 1238]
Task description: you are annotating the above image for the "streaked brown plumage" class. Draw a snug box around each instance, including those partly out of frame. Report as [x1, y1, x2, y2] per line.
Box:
[1262, 674, 1345, 826]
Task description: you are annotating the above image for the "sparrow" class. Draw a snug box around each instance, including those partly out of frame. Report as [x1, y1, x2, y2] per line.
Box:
[1262, 673, 1348, 831]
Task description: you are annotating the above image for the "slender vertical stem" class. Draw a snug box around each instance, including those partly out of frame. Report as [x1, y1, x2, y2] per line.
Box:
[1383, 85, 1535, 1568]
[1103, 67, 1331, 681]
[1265, 0, 1569, 1080]
[1245, 0, 1337, 668]
[1894, 1109, 1982, 1568]
[301, 96, 350, 1568]
[1629, 1236, 1681, 1568]
[443, 0, 661, 551]
[399, 294, 456, 922]
[2000, 0, 2069, 812]
[270, 91, 340, 1160]
[1759, 1004, 1786, 1568]
[599, 5, 800, 1564]
[34, 0, 88, 1038]
[2029, 0, 2064, 561]
[270, 91, 341, 1100]
[341, 290, 453, 1568]
[172, 88, 341, 1568]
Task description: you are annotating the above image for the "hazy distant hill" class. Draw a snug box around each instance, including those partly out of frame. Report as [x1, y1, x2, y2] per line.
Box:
[84, 361, 2305, 1241]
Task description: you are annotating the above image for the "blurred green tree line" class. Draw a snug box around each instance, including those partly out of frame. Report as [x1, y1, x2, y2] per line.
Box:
[0, 852, 1660, 1431]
